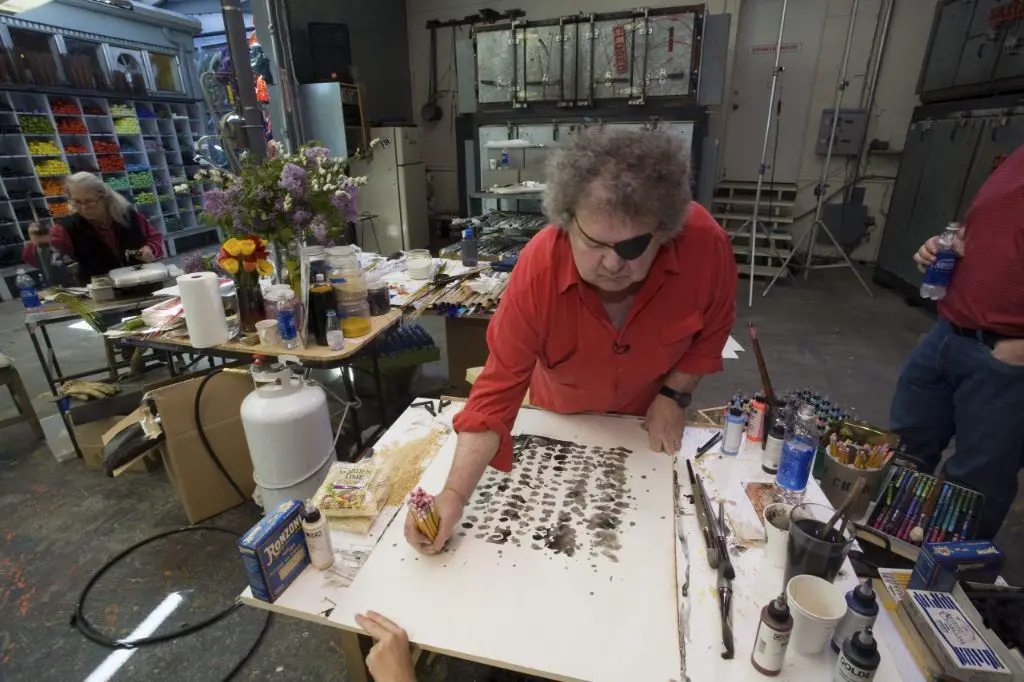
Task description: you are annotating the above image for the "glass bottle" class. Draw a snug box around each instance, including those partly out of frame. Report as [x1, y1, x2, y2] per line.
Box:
[325, 310, 344, 350]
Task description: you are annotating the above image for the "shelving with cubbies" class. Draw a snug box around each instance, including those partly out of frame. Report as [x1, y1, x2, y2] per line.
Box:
[0, 91, 219, 266]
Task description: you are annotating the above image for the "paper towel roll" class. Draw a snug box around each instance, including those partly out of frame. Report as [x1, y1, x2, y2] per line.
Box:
[177, 272, 230, 348]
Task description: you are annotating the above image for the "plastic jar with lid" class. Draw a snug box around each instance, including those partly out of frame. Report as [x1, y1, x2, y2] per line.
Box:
[327, 245, 368, 305]
[406, 249, 432, 280]
[339, 299, 372, 337]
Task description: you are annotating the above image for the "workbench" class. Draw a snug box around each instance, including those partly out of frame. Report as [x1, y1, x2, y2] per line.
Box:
[119, 310, 403, 449]
[238, 399, 923, 682]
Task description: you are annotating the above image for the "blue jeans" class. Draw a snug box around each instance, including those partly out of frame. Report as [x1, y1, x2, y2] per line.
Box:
[890, 319, 1024, 539]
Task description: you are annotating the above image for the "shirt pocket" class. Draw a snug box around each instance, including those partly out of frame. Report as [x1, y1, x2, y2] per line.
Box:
[657, 311, 704, 375]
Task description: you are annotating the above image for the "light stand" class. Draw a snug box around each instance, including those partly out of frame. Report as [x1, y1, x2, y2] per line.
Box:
[734, 0, 790, 308]
[763, 0, 874, 299]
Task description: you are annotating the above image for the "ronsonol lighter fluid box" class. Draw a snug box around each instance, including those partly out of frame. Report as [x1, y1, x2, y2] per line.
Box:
[238, 500, 310, 602]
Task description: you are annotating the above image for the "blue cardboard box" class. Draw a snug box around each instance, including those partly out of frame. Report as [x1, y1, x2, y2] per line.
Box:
[908, 541, 1005, 593]
[238, 500, 310, 602]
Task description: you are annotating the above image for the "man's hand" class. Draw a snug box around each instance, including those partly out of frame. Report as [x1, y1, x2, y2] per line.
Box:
[645, 394, 686, 453]
[403, 487, 465, 555]
[992, 338, 1024, 367]
[913, 231, 964, 273]
[354, 611, 416, 682]
[27, 223, 50, 247]
[138, 245, 156, 263]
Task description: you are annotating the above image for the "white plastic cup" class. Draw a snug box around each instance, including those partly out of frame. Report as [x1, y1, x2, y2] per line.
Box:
[763, 502, 792, 569]
[255, 318, 279, 346]
[786, 574, 848, 656]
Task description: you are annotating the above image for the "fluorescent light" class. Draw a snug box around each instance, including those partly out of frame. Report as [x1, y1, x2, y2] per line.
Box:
[84, 592, 184, 682]
[0, 0, 53, 13]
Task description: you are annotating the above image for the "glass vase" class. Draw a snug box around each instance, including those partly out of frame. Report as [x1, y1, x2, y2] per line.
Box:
[236, 282, 266, 333]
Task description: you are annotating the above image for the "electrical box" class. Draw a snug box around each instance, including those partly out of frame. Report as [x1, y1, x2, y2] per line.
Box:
[815, 108, 867, 156]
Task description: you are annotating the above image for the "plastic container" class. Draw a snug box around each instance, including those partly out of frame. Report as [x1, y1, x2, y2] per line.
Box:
[920, 222, 961, 301]
[339, 299, 371, 338]
[16, 269, 40, 310]
[325, 310, 344, 350]
[327, 245, 368, 304]
[240, 365, 335, 511]
[406, 249, 432, 280]
[461, 228, 478, 267]
[275, 289, 299, 350]
[776, 404, 819, 499]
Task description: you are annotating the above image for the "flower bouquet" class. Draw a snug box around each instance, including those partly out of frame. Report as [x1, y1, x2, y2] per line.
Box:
[215, 235, 274, 332]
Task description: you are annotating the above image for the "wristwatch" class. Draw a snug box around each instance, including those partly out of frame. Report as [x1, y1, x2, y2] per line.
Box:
[659, 386, 692, 409]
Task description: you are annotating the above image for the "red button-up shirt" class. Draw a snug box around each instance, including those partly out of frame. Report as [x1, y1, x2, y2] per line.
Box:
[452, 202, 737, 471]
[940, 144, 1024, 336]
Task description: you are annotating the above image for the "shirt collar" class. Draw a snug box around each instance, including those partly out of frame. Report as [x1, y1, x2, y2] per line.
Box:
[554, 227, 681, 294]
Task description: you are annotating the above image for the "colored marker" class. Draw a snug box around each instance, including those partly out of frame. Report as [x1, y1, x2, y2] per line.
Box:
[872, 468, 906, 529]
[935, 488, 962, 542]
[929, 486, 954, 543]
[899, 478, 932, 540]
[924, 483, 951, 542]
[884, 473, 919, 535]
[955, 493, 979, 541]
[896, 477, 925, 539]
[941, 489, 967, 541]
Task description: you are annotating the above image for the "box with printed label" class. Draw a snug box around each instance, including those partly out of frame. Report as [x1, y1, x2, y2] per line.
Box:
[908, 541, 1005, 592]
[238, 500, 310, 602]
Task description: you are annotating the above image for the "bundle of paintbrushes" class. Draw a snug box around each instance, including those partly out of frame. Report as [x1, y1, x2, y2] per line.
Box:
[867, 465, 984, 545]
[826, 433, 893, 471]
[407, 487, 441, 542]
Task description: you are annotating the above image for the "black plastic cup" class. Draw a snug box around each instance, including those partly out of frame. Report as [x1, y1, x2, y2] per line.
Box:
[783, 502, 855, 585]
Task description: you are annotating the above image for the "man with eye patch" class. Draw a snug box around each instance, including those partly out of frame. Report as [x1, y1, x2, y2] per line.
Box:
[406, 127, 737, 554]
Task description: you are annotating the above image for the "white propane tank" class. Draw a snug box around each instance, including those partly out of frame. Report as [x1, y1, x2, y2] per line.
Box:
[240, 364, 335, 512]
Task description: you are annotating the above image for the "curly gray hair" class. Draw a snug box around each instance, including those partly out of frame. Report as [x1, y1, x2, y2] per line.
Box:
[543, 127, 692, 236]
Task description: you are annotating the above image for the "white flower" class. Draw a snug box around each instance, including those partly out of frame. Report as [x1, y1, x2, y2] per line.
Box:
[283, 196, 293, 211]
[312, 181, 320, 192]
[261, 212, 269, 220]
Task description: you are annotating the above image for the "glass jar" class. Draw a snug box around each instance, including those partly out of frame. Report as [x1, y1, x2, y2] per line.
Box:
[327, 245, 368, 306]
[339, 299, 371, 338]
[366, 273, 390, 316]
[406, 249, 432, 280]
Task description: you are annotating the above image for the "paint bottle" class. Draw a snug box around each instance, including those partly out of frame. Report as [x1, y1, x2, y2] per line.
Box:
[832, 579, 879, 652]
[762, 421, 785, 475]
[301, 504, 335, 569]
[835, 628, 880, 682]
[751, 593, 792, 676]
[747, 393, 767, 443]
[722, 404, 745, 456]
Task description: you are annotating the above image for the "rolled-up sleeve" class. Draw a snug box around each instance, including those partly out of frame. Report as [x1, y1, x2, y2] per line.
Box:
[452, 266, 542, 472]
[136, 212, 164, 258]
[673, 223, 737, 376]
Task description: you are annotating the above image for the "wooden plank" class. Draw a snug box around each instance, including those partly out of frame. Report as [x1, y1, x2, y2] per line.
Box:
[328, 409, 681, 682]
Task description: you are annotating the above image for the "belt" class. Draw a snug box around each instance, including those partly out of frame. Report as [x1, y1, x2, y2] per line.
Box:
[949, 323, 1013, 350]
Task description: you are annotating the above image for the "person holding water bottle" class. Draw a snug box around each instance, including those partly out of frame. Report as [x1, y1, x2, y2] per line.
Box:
[890, 143, 1024, 540]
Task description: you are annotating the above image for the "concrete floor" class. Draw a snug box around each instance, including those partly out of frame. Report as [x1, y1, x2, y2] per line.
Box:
[0, 269, 1021, 682]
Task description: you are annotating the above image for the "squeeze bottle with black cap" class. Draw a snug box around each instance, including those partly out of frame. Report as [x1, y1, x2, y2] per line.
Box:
[751, 593, 792, 676]
[835, 628, 880, 682]
[762, 421, 785, 475]
[831, 578, 879, 652]
[722, 404, 745, 456]
[302, 504, 335, 569]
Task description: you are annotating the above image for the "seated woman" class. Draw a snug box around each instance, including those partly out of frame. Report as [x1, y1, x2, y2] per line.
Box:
[22, 172, 164, 285]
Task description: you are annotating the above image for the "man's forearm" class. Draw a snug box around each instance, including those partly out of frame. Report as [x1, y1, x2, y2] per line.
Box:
[664, 370, 702, 394]
[443, 430, 500, 502]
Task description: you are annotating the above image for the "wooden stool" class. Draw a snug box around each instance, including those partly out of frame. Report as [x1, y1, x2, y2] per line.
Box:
[0, 366, 44, 439]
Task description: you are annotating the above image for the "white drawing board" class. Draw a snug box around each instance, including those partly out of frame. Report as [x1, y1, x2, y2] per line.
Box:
[330, 409, 681, 682]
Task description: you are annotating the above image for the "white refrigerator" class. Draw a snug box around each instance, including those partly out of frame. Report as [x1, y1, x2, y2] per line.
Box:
[350, 126, 429, 255]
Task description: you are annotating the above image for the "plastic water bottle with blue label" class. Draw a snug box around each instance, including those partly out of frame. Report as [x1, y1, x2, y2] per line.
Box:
[16, 269, 40, 310]
[775, 403, 819, 501]
[920, 222, 961, 301]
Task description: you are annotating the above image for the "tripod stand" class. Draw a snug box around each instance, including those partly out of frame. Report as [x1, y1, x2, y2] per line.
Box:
[733, 0, 790, 308]
[763, 0, 874, 299]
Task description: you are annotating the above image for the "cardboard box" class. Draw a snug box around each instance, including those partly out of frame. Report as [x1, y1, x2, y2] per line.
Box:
[74, 416, 129, 470]
[238, 500, 309, 602]
[150, 369, 256, 523]
[100, 407, 161, 474]
[909, 541, 1005, 592]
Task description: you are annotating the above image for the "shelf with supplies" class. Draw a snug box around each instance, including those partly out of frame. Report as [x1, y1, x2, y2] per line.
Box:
[0, 90, 217, 259]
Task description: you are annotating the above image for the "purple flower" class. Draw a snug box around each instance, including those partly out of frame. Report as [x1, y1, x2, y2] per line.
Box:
[303, 147, 331, 163]
[203, 188, 231, 218]
[330, 193, 358, 223]
[292, 209, 312, 226]
[310, 215, 328, 244]
[181, 251, 204, 274]
[278, 163, 308, 197]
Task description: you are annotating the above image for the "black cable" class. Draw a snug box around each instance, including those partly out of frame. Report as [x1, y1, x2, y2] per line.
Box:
[193, 366, 249, 505]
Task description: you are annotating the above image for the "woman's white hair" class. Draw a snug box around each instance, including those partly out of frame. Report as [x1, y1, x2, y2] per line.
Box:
[65, 171, 131, 225]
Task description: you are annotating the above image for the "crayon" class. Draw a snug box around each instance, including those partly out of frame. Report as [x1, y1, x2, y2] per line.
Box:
[899, 478, 932, 540]
[884, 472, 919, 535]
[924, 483, 951, 541]
[955, 493, 979, 541]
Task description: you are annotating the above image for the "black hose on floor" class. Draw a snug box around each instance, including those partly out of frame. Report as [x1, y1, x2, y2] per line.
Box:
[70, 365, 269, 680]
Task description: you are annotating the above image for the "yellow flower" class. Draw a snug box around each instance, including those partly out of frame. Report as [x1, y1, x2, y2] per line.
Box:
[239, 239, 256, 256]
[256, 259, 274, 277]
[259, 238, 269, 247]
[222, 238, 243, 257]
[220, 257, 240, 275]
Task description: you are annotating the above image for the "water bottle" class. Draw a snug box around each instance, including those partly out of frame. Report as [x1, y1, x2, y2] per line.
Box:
[276, 289, 299, 350]
[325, 310, 344, 351]
[775, 404, 819, 500]
[500, 148, 509, 168]
[16, 269, 41, 310]
[461, 228, 479, 267]
[920, 222, 961, 300]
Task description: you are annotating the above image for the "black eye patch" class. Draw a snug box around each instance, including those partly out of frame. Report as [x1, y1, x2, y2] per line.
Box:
[613, 232, 653, 260]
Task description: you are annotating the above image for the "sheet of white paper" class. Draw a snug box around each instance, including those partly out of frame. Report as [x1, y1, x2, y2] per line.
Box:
[330, 410, 681, 682]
